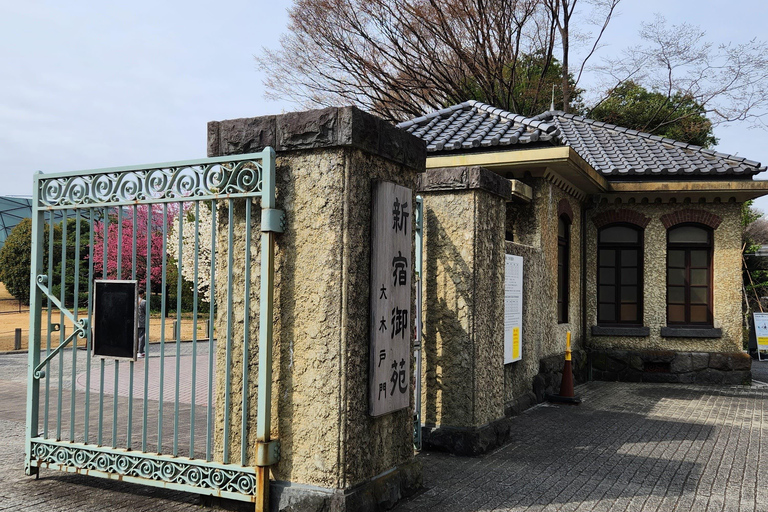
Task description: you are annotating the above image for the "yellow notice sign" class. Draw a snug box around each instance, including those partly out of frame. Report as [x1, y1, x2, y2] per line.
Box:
[512, 327, 521, 360]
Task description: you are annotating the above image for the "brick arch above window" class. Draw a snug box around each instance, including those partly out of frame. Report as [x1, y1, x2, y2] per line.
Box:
[592, 209, 650, 229]
[558, 198, 573, 223]
[660, 209, 722, 230]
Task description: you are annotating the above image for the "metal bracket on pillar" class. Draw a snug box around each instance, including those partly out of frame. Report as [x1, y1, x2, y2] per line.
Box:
[261, 209, 285, 233]
[255, 440, 280, 467]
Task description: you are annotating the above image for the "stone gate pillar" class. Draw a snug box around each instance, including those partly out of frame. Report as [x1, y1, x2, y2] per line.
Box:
[418, 166, 510, 455]
[207, 107, 424, 511]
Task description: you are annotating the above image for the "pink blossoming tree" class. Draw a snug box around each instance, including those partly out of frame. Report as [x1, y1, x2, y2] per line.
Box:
[92, 204, 178, 293]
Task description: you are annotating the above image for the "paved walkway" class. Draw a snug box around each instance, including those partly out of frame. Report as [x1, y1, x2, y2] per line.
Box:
[1, 353, 768, 511]
[75, 351, 214, 406]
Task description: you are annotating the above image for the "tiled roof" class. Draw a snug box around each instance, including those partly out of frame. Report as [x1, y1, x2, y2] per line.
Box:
[397, 100, 765, 178]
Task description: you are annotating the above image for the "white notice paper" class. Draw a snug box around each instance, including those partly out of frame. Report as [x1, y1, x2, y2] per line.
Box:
[504, 254, 523, 364]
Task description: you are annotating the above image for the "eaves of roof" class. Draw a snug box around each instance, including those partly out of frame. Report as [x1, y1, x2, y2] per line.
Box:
[398, 101, 766, 180]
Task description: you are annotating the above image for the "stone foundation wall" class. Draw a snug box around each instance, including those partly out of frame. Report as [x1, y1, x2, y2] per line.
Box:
[590, 349, 751, 385]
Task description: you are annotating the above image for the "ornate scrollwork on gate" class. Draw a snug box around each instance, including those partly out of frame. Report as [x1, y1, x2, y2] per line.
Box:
[39, 159, 263, 207]
[31, 441, 257, 496]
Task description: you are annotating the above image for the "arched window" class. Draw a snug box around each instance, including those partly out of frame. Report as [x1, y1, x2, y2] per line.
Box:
[557, 215, 570, 323]
[667, 224, 713, 326]
[597, 224, 643, 325]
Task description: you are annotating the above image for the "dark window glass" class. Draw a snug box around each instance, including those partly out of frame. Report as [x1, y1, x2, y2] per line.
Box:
[621, 250, 638, 267]
[691, 250, 707, 268]
[668, 287, 685, 303]
[668, 250, 685, 268]
[558, 216, 570, 324]
[669, 225, 709, 244]
[599, 250, 615, 266]
[597, 224, 643, 325]
[599, 285, 615, 301]
[621, 286, 637, 302]
[620, 268, 638, 285]
[599, 267, 615, 285]
[668, 304, 685, 323]
[666, 224, 713, 326]
[691, 305, 708, 323]
[690, 269, 707, 286]
[668, 269, 685, 286]
[690, 287, 708, 304]
[621, 304, 637, 320]
[599, 225, 639, 244]
[599, 304, 615, 322]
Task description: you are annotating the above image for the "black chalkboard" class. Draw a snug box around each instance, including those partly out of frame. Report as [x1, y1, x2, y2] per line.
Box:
[93, 280, 137, 360]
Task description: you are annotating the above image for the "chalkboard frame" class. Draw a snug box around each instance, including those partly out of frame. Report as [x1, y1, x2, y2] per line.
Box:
[93, 280, 138, 361]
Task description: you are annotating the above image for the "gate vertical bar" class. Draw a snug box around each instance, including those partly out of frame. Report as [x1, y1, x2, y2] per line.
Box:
[43, 213, 54, 439]
[256, 148, 277, 512]
[190, 201, 200, 459]
[223, 198, 235, 464]
[70, 210, 81, 442]
[240, 198, 252, 467]
[84, 214, 95, 444]
[414, 196, 423, 451]
[57, 211, 67, 441]
[25, 173, 45, 476]
[158, 203, 168, 453]
[113, 207, 122, 448]
[174, 202, 183, 457]
[206, 200, 217, 462]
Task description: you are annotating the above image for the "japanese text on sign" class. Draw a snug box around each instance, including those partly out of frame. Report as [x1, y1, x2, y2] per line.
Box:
[370, 181, 412, 416]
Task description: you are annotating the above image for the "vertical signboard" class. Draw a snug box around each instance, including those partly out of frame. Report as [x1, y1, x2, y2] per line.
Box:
[753, 312, 768, 360]
[504, 255, 523, 364]
[370, 181, 412, 416]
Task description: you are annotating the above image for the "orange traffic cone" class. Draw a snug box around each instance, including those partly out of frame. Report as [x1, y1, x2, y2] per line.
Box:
[546, 331, 582, 405]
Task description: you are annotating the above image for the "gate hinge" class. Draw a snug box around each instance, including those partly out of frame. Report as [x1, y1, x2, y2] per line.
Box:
[255, 440, 280, 466]
[261, 209, 285, 233]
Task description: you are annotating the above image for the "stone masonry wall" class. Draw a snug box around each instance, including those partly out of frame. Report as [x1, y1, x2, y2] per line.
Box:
[503, 178, 584, 412]
[420, 180, 506, 430]
[585, 202, 743, 352]
[208, 107, 424, 504]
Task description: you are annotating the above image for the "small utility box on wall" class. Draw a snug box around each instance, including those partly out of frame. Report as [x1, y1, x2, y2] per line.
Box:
[93, 280, 138, 360]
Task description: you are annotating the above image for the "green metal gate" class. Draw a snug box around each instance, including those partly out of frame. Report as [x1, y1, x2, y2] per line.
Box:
[24, 149, 281, 507]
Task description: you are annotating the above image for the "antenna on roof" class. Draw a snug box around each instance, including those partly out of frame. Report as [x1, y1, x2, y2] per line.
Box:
[550, 85, 556, 111]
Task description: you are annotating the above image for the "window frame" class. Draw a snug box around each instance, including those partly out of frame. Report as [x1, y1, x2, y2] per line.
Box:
[557, 215, 570, 324]
[666, 223, 713, 327]
[596, 223, 644, 326]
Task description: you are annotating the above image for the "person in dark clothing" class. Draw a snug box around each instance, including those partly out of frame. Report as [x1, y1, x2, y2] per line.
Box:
[137, 290, 147, 358]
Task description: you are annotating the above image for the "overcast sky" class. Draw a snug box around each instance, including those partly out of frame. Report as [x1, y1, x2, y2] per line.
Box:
[2, 0, 767, 211]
